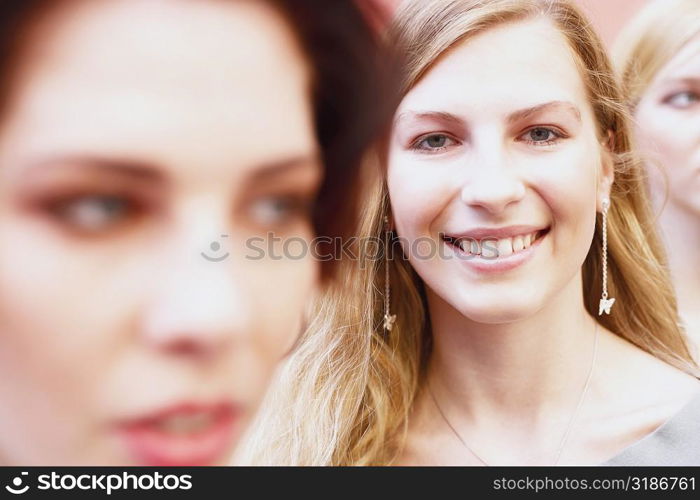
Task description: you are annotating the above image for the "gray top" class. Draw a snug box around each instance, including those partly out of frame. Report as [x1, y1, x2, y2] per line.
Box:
[601, 389, 700, 466]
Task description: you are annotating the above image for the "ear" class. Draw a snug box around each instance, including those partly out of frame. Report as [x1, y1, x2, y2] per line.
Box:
[597, 130, 615, 211]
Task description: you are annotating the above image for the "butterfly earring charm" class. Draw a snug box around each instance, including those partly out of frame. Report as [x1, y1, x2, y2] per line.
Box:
[599, 297, 615, 315]
[383, 312, 397, 331]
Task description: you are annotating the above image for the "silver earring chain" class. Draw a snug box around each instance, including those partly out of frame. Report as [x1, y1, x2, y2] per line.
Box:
[383, 216, 396, 332]
[601, 200, 609, 300]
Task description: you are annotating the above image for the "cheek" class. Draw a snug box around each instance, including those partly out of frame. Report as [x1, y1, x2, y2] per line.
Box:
[241, 244, 318, 372]
[0, 217, 140, 358]
[0, 220, 120, 372]
[635, 105, 695, 189]
[387, 153, 458, 239]
[531, 149, 598, 267]
[535, 162, 595, 222]
[230, 251, 317, 417]
[0, 229, 109, 463]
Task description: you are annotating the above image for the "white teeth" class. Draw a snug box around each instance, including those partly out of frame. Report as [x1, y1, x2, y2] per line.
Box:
[157, 413, 214, 434]
[496, 238, 513, 257]
[480, 240, 498, 258]
[513, 235, 524, 252]
[470, 239, 481, 255]
[447, 229, 543, 258]
[455, 238, 480, 254]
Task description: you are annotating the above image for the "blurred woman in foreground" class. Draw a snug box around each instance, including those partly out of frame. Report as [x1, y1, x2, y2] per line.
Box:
[0, 0, 391, 465]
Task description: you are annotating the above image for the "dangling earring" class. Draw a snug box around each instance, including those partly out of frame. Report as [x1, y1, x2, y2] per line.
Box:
[599, 198, 615, 315]
[383, 215, 396, 332]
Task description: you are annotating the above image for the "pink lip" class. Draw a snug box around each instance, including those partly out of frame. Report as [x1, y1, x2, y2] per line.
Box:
[114, 402, 241, 466]
[445, 227, 549, 274]
[444, 224, 547, 240]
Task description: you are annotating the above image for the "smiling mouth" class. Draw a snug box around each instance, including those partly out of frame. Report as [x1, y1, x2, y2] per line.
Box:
[442, 228, 550, 258]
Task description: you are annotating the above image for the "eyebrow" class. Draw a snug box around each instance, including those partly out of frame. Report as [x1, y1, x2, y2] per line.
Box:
[394, 101, 582, 129]
[248, 154, 321, 183]
[507, 100, 581, 124]
[393, 111, 465, 128]
[20, 153, 320, 184]
[659, 76, 700, 87]
[20, 155, 166, 183]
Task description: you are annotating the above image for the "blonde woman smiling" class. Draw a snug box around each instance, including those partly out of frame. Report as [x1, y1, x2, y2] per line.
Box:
[242, 0, 700, 466]
[615, 0, 700, 358]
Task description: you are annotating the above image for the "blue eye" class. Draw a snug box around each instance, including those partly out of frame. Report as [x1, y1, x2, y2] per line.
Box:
[520, 127, 562, 145]
[412, 134, 457, 152]
[248, 196, 310, 227]
[55, 195, 132, 231]
[664, 91, 699, 109]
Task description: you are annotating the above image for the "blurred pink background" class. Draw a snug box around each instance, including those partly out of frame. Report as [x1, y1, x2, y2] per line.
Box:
[367, 0, 651, 47]
[573, 0, 650, 46]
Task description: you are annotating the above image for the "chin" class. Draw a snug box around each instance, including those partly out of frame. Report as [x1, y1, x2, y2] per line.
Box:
[460, 306, 532, 324]
[452, 290, 546, 325]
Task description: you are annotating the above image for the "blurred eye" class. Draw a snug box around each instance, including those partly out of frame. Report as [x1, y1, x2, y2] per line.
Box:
[519, 127, 563, 145]
[412, 134, 458, 152]
[664, 91, 699, 109]
[247, 195, 311, 227]
[50, 195, 134, 232]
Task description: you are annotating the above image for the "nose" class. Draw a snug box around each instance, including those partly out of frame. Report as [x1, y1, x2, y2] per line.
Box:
[459, 137, 526, 214]
[140, 213, 252, 361]
[141, 265, 251, 360]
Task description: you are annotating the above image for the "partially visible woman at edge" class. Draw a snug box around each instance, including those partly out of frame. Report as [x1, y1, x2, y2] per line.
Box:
[0, 0, 394, 465]
[614, 0, 700, 359]
[239, 0, 700, 466]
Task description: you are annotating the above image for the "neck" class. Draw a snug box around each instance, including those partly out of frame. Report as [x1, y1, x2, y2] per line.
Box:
[658, 202, 700, 336]
[426, 274, 598, 425]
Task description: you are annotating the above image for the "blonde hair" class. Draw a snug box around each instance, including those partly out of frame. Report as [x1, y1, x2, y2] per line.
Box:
[614, 0, 700, 110]
[239, 0, 699, 466]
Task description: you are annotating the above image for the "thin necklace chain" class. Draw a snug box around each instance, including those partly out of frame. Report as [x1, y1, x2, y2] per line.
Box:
[428, 322, 599, 466]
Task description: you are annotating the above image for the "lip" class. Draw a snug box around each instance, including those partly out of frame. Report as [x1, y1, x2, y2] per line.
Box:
[443, 226, 549, 274]
[113, 402, 241, 466]
[444, 224, 548, 240]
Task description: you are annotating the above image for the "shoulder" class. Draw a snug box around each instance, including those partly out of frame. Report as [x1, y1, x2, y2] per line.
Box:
[597, 327, 700, 399]
[602, 389, 700, 465]
[591, 328, 700, 465]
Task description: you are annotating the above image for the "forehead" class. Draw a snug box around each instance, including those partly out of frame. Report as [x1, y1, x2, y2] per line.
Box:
[398, 17, 590, 118]
[1, 0, 315, 173]
[655, 33, 700, 80]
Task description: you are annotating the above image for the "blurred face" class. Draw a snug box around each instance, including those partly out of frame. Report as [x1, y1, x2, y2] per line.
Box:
[0, 0, 321, 465]
[388, 18, 613, 323]
[635, 33, 700, 217]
